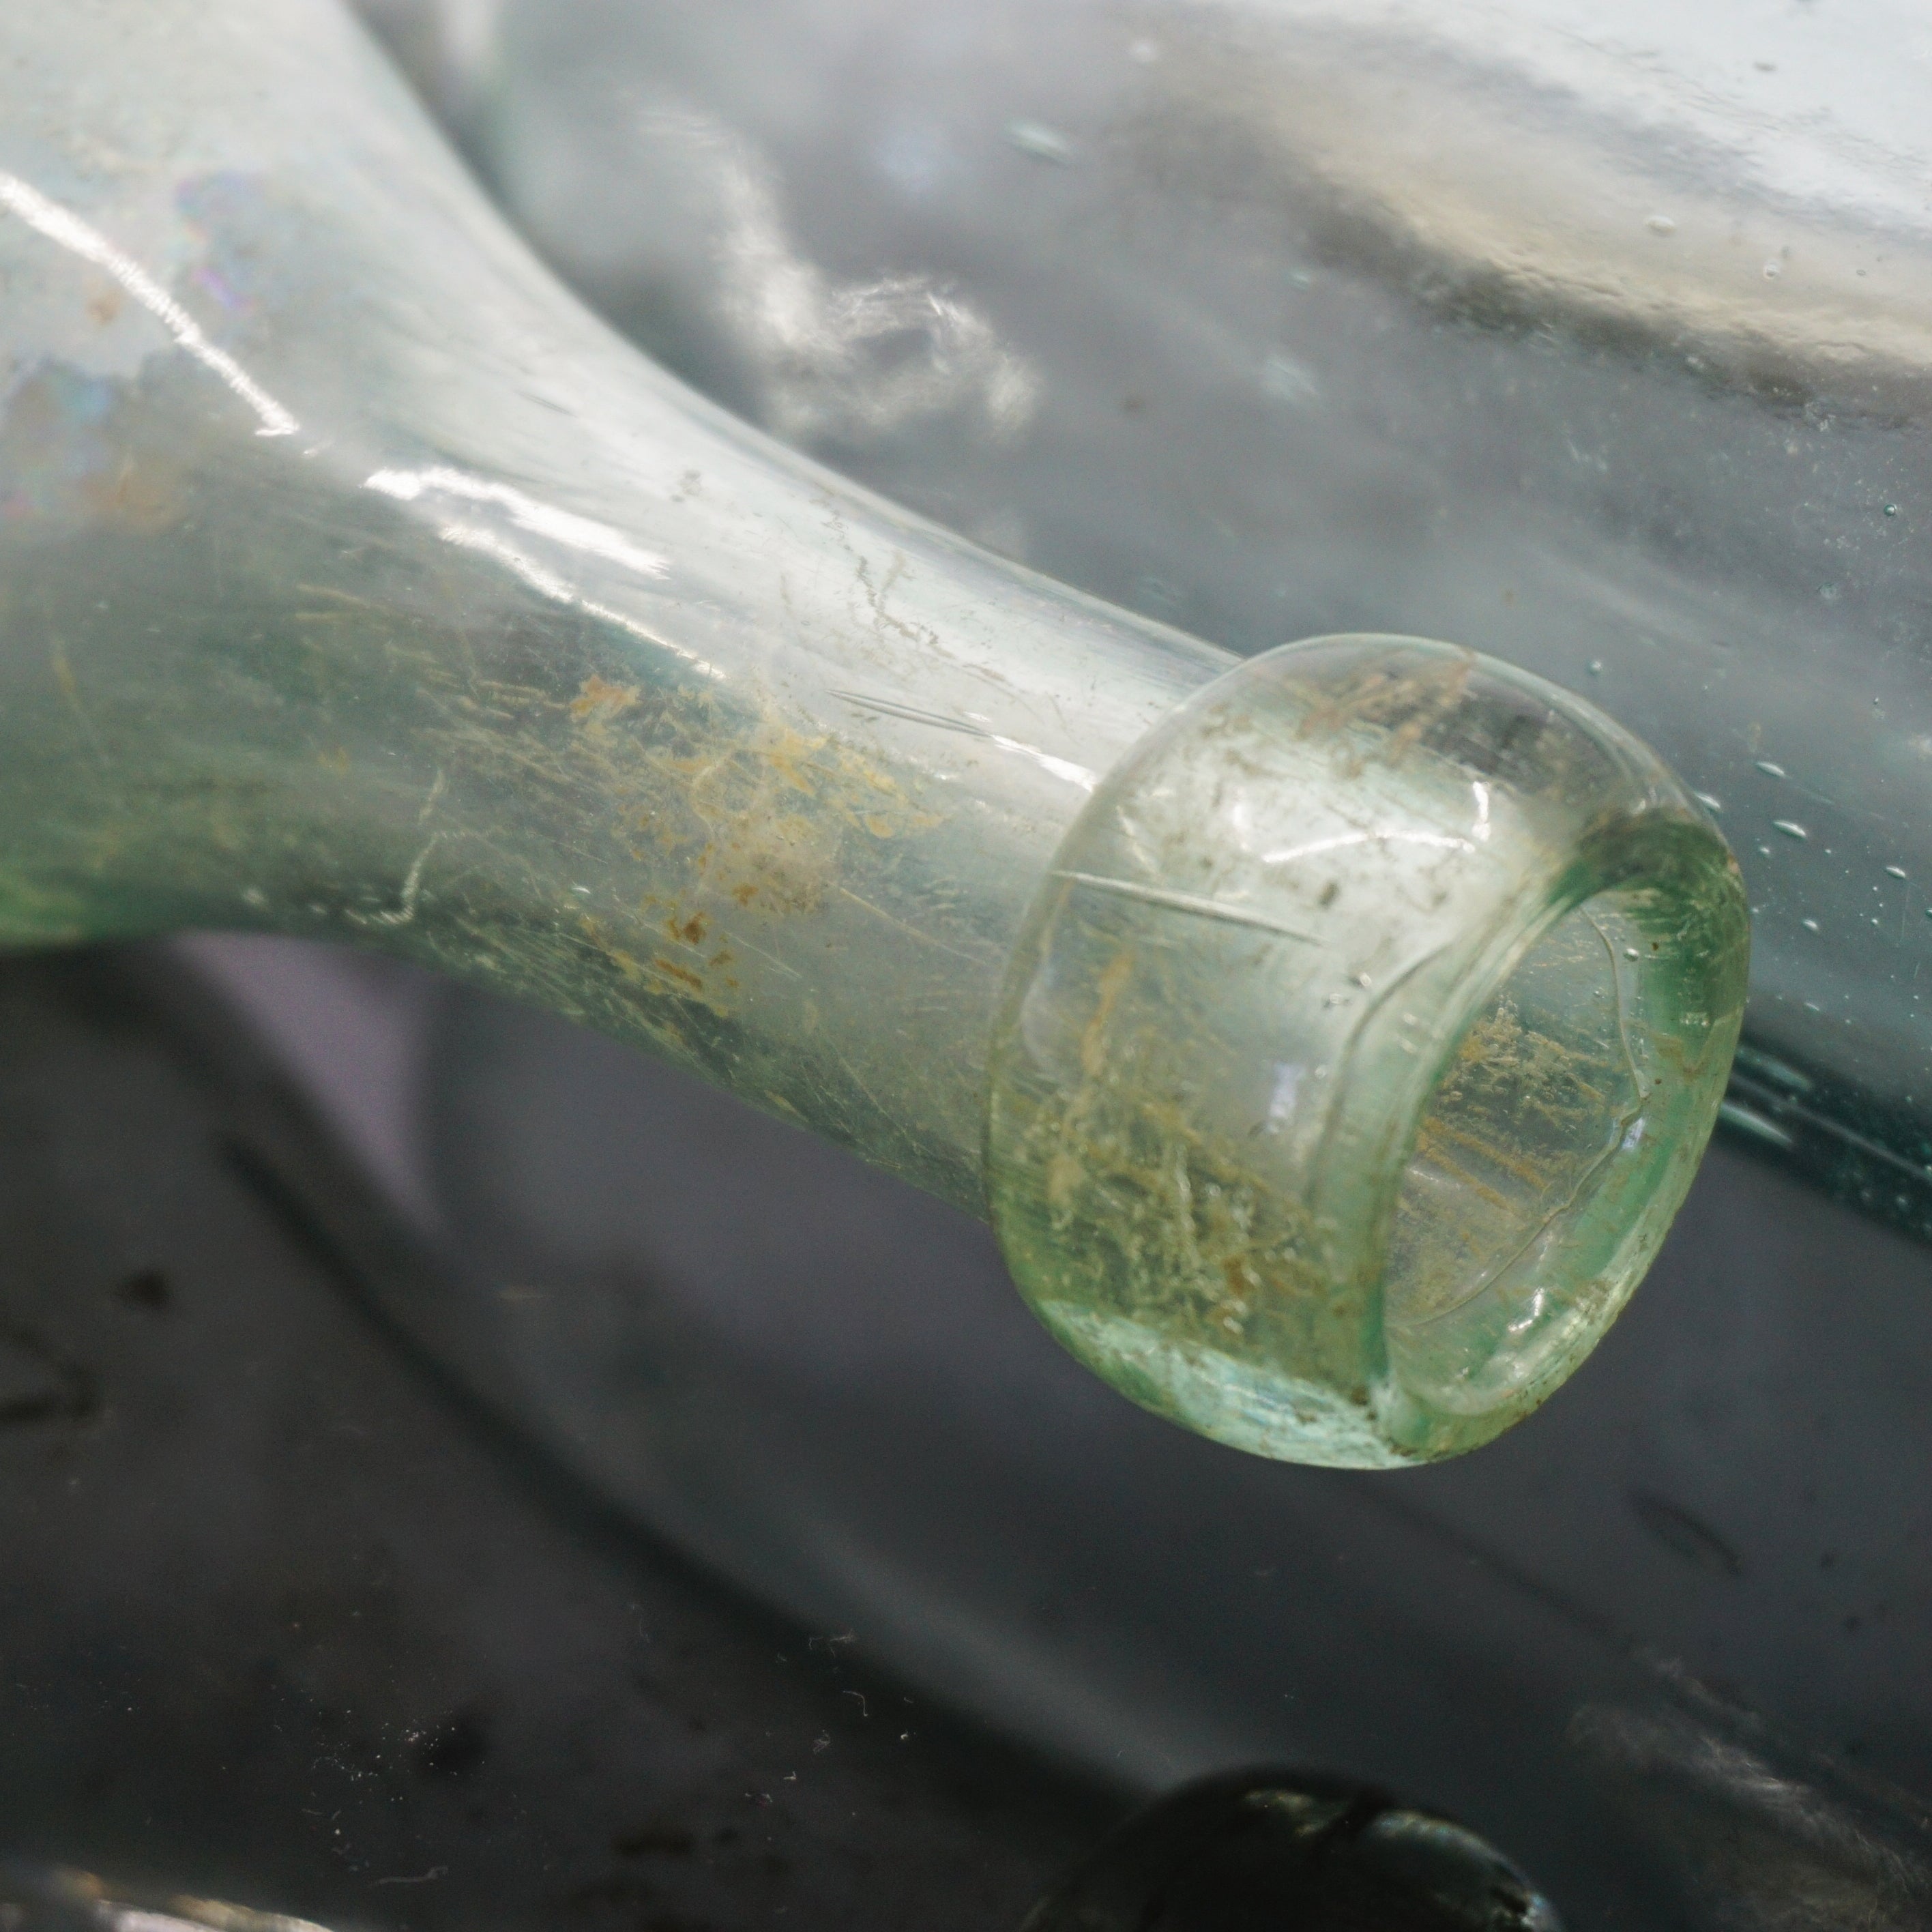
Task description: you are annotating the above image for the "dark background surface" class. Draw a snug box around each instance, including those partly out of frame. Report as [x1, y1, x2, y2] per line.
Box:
[0, 950, 1115, 1932]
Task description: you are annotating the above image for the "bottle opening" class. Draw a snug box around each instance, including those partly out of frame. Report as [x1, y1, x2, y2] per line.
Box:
[1383, 883, 1669, 1420]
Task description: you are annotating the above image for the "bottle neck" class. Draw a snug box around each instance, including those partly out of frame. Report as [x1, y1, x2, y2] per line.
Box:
[0, 0, 1229, 1207]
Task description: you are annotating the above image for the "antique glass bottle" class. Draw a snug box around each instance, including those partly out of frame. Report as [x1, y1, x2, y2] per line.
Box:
[0, 0, 1745, 1463]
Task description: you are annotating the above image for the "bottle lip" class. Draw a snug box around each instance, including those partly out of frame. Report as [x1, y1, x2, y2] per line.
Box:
[1342, 806, 1745, 1459]
[985, 634, 1749, 1467]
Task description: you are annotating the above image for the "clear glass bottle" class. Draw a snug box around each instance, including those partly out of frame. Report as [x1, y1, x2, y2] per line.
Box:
[0, 0, 1744, 1463]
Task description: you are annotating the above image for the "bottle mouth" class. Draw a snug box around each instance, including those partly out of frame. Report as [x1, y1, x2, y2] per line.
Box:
[1379, 868, 1703, 1437]
[986, 635, 1748, 1468]
[1386, 891, 1648, 1390]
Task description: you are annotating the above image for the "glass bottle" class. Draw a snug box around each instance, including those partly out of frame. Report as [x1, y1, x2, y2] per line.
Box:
[1021, 1770, 1562, 1932]
[0, 0, 1745, 1464]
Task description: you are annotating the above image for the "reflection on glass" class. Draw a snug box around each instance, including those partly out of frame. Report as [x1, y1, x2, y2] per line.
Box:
[1577, 1672, 1932, 1932]
[0, 1865, 332, 1932]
